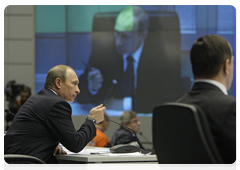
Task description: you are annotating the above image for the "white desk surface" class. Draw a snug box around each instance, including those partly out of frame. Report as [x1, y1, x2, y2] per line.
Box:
[56, 154, 157, 162]
[56, 146, 157, 164]
[56, 147, 160, 170]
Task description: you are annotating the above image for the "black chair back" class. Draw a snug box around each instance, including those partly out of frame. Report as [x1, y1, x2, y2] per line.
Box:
[152, 102, 223, 164]
[4, 154, 46, 164]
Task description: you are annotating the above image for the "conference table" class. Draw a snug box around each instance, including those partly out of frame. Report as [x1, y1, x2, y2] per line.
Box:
[56, 146, 157, 164]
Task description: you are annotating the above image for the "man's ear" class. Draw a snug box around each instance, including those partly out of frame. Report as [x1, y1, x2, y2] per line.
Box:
[55, 78, 61, 89]
[223, 59, 230, 75]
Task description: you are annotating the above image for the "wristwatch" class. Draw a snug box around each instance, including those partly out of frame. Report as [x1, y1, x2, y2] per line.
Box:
[86, 117, 97, 125]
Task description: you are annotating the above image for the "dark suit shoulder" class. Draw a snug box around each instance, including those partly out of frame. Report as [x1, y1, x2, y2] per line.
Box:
[111, 128, 133, 145]
[35, 89, 69, 106]
[19, 88, 71, 120]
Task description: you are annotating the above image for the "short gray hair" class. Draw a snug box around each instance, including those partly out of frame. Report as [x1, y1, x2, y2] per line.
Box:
[133, 5, 149, 32]
[44, 65, 73, 89]
[119, 110, 137, 125]
[114, 5, 149, 32]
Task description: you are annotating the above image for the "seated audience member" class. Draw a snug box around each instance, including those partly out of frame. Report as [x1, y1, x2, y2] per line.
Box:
[111, 110, 144, 149]
[6, 85, 32, 130]
[17, 85, 32, 107]
[93, 112, 111, 147]
[177, 35, 236, 164]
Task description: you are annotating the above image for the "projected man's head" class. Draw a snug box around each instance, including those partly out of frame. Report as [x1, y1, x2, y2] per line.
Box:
[114, 6, 149, 55]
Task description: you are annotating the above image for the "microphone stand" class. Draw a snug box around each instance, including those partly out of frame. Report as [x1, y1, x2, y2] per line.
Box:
[5, 109, 16, 116]
[139, 132, 152, 145]
[104, 79, 117, 102]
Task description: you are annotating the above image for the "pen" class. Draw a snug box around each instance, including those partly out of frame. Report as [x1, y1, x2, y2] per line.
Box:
[90, 152, 100, 155]
[103, 95, 115, 107]
[90, 152, 109, 155]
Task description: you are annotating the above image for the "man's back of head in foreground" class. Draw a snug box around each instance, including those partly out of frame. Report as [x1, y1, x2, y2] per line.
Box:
[190, 34, 234, 89]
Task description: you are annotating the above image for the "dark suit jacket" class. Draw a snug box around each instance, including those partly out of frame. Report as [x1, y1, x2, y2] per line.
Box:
[77, 34, 187, 113]
[4, 88, 96, 164]
[177, 82, 236, 163]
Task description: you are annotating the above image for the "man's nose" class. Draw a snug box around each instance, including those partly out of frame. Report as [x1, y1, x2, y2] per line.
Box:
[76, 86, 80, 94]
[115, 35, 123, 45]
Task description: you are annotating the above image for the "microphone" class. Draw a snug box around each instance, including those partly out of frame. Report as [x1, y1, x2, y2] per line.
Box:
[103, 95, 115, 107]
[139, 132, 152, 144]
[104, 79, 117, 102]
[5, 109, 16, 116]
[104, 116, 145, 150]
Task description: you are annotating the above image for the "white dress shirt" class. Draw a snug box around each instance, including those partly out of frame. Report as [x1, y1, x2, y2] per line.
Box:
[194, 79, 228, 95]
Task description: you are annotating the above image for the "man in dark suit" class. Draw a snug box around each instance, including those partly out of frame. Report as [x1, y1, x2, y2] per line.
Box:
[4, 65, 106, 163]
[177, 35, 236, 163]
[77, 5, 185, 113]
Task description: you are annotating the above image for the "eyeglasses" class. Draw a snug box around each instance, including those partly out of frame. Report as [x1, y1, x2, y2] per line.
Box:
[130, 119, 140, 124]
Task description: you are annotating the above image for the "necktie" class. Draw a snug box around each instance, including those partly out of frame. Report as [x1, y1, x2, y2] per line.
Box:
[119, 55, 134, 97]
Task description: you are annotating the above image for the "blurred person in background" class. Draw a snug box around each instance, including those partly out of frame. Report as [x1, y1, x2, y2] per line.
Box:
[17, 85, 31, 107]
[5, 83, 31, 130]
[93, 112, 112, 147]
[111, 110, 144, 149]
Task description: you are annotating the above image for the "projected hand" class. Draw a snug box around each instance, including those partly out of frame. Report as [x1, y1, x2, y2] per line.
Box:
[87, 68, 104, 92]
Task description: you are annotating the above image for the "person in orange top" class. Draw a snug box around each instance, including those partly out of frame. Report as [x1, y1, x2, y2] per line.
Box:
[93, 112, 112, 147]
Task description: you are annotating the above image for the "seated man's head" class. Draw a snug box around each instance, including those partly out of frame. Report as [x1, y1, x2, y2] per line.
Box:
[119, 110, 141, 133]
[190, 35, 234, 90]
[44, 65, 80, 103]
[114, 5, 149, 55]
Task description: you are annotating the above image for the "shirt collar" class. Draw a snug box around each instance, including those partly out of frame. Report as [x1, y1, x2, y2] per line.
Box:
[194, 79, 228, 95]
[97, 127, 104, 132]
[123, 41, 144, 63]
[48, 88, 58, 95]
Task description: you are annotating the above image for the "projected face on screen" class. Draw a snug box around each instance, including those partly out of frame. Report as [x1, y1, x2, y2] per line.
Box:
[35, 5, 191, 115]
[114, 31, 147, 55]
[74, 5, 189, 115]
[113, 6, 148, 55]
